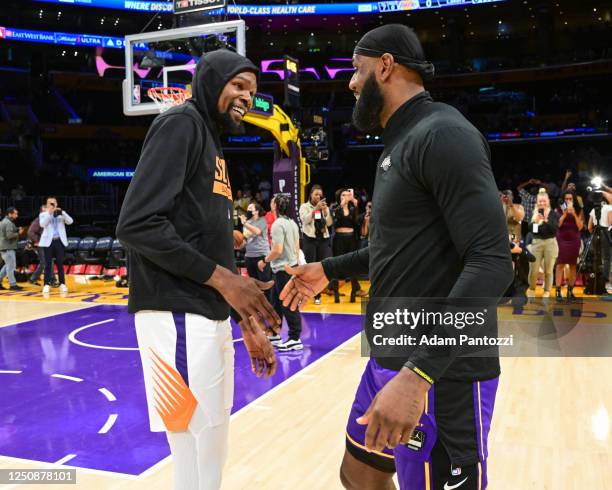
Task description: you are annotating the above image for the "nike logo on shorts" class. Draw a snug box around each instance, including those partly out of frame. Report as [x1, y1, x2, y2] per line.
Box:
[444, 477, 468, 490]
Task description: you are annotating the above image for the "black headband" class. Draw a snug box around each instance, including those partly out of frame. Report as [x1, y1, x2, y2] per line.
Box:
[354, 46, 435, 80]
[354, 24, 435, 81]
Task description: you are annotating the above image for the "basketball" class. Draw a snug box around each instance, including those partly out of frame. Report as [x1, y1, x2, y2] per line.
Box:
[233, 229, 245, 249]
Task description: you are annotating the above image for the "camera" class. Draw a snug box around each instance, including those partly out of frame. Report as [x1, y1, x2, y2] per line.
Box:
[302, 127, 329, 162]
[53, 209, 62, 218]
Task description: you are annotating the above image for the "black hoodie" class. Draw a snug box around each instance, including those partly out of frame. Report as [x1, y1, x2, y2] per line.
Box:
[116, 49, 259, 319]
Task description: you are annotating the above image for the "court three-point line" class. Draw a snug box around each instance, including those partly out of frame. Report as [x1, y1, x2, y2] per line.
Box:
[51, 374, 84, 382]
[98, 414, 118, 434]
[98, 387, 117, 402]
[54, 454, 77, 465]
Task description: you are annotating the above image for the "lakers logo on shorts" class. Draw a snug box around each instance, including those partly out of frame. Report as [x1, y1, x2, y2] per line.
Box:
[213, 156, 232, 200]
[149, 349, 197, 432]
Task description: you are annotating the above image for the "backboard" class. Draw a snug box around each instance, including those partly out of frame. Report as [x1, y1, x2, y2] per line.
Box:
[122, 20, 246, 116]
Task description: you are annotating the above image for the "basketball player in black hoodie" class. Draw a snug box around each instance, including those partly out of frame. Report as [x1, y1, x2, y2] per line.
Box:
[117, 49, 281, 490]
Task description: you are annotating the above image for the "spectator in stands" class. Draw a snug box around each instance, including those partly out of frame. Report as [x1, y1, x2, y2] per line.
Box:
[517, 178, 542, 237]
[264, 195, 277, 244]
[587, 199, 612, 291]
[527, 189, 560, 297]
[542, 173, 560, 202]
[27, 205, 56, 286]
[555, 191, 584, 301]
[0, 207, 24, 291]
[39, 197, 73, 294]
[10, 184, 26, 201]
[359, 200, 372, 249]
[241, 202, 272, 299]
[299, 184, 333, 305]
[331, 188, 367, 303]
[233, 189, 249, 225]
[258, 179, 272, 205]
[561, 170, 584, 207]
[259, 193, 302, 351]
[501, 190, 525, 242]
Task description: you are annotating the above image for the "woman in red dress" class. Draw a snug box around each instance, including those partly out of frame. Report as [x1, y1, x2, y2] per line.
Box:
[555, 190, 584, 301]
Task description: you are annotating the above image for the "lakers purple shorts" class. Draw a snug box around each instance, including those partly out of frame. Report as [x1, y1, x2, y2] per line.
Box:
[346, 359, 499, 490]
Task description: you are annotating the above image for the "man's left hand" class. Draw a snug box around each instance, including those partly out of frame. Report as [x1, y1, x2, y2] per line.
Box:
[240, 317, 277, 378]
[356, 368, 431, 452]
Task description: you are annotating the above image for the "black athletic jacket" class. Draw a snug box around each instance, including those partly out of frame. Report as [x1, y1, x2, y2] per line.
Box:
[116, 50, 258, 319]
[322, 91, 513, 382]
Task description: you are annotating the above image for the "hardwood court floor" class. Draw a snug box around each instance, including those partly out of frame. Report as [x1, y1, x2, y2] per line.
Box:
[0, 279, 610, 490]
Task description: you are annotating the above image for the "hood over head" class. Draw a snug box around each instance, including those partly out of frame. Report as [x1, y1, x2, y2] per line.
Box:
[191, 49, 259, 120]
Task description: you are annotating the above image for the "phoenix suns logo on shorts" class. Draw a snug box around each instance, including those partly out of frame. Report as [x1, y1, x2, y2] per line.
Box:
[213, 156, 232, 200]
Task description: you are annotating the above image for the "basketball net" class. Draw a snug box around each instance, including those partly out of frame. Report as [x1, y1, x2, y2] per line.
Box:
[147, 87, 188, 113]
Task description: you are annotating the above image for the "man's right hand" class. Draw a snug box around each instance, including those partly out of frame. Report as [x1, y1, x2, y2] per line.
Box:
[207, 266, 281, 329]
[280, 263, 329, 311]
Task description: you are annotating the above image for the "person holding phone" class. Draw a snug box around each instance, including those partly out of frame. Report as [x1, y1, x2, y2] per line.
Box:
[39, 196, 73, 294]
[527, 188, 560, 297]
[331, 188, 367, 303]
[554, 191, 584, 301]
[299, 184, 333, 305]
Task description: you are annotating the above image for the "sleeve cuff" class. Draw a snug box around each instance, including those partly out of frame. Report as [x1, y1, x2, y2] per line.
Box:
[182, 254, 218, 285]
[321, 257, 339, 281]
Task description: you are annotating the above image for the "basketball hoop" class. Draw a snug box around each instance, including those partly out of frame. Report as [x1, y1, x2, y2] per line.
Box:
[147, 87, 188, 113]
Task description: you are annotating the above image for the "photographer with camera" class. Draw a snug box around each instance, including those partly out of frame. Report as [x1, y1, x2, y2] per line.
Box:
[299, 185, 333, 305]
[587, 197, 612, 292]
[0, 207, 25, 291]
[39, 196, 73, 294]
[555, 191, 584, 301]
[527, 189, 560, 297]
[501, 190, 525, 242]
[27, 205, 57, 286]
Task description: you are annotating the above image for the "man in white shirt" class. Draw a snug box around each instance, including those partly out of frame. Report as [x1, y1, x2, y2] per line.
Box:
[39, 196, 73, 294]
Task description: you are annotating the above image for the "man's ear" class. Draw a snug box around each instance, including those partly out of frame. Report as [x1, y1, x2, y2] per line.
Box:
[378, 53, 395, 83]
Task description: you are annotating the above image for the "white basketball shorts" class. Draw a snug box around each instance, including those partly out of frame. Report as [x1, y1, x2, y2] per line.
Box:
[134, 311, 234, 432]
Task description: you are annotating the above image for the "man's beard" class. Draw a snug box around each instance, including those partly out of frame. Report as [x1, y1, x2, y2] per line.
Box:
[352, 73, 385, 134]
[216, 110, 245, 135]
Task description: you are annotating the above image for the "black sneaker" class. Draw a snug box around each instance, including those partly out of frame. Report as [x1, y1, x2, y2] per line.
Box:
[9, 285, 24, 291]
[51, 280, 60, 288]
[28, 279, 41, 286]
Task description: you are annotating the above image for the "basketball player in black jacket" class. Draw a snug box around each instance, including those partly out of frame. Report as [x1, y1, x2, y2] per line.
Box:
[281, 26, 512, 490]
[117, 49, 280, 490]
